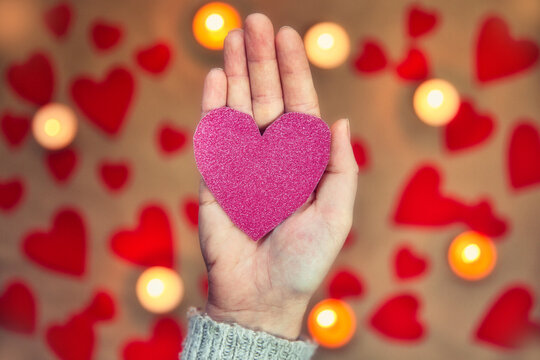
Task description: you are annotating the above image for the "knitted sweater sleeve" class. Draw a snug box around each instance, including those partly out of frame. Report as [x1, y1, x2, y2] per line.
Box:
[180, 309, 317, 360]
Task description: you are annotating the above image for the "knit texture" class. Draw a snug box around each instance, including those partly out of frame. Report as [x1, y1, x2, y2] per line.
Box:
[180, 309, 317, 360]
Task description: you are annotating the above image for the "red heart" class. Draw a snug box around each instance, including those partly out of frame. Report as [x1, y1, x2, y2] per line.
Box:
[46, 148, 78, 183]
[476, 16, 539, 83]
[199, 274, 209, 298]
[23, 208, 86, 276]
[342, 229, 356, 249]
[46, 291, 115, 360]
[407, 5, 439, 38]
[0, 178, 24, 211]
[98, 161, 130, 192]
[327, 268, 364, 300]
[90, 21, 122, 51]
[475, 285, 538, 349]
[182, 197, 198, 228]
[396, 47, 429, 81]
[0, 280, 37, 334]
[508, 122, 540, 190]
[44, 3, 72, 39]
[122, 318, 184, 360]
[370, 293, 425, 341]
[136, 42, 172, 74]
[158, 123, 188, 154]
[351, 137, 369, 169]
[1, 111, 30, 148]
[6, 52, 54, 106]
[444, 100, 495, 152]
[393, 165, 507, 237]
[394, 245, 429, 280]
[110, 205, 175, 268]
[71, 67, 135, 136]
[353, 40, 387, 73]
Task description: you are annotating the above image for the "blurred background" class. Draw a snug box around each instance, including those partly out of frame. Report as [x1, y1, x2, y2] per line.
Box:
[0, 0, 539, 359]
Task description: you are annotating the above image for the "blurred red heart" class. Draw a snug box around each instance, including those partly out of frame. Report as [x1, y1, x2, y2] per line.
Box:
[0, 280, 37, 334]
[327, 268, 364, 299]
[71, 67, 135, 136]
[407, 5, 439, 38]
[0, 178, 24, 211]
[6, 52, 54, 106]
[99, 161, 130, 191]
[46, 148, 78, 183]
[351, 137, 369, 169]
[370, 293, 425, 341]
[182, 197, 198, 228]
[444, 100, 494, 152]
[199, 274, 209, 298]
[23, 208, 86, 276]
[396, 47, 429, 81]
[110, 205, 175, 268]
[90, 21, 122, 51]
[394, 245, 429, 280]
[44, 3, 72, 39]
[508, 122, 540, 189]
[158, 124, 188, 154]
[353, 40, 387, 73]
[342, 229, 356, 249]
[136, 42, 172, 74]
[122, 318, 184, 360]
[1, 111, 30, 148]
[476, 16, 539, 83]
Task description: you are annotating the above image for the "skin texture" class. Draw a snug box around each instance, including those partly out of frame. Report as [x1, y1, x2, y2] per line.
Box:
[199, 13, 359, 340]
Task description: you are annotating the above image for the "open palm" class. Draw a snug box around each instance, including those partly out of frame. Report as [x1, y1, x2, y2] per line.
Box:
[198, 13, 358, 339]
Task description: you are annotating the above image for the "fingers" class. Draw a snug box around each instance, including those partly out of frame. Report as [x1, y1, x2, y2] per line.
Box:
[275, 26, 320, 117]
[201, 68, 227, 117]
[224, 29, 253, 116]
[244, 13, 284, 128]
[314, 119, 359, 231]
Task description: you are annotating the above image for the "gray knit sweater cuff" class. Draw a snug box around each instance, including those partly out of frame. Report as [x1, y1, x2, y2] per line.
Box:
[180, 309, 317, 359]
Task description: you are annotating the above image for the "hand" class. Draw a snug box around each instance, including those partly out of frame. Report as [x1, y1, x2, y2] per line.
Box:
[198, 13, 359, 340]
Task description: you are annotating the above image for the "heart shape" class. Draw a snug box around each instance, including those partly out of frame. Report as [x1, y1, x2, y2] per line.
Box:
[476, 16, 539, 83]
[1, 111, 30, 148]
[407, 5, 439, 38]
[136, 42, 172, 74]
[351, 137, 369, 169]
[122, 318, 184, 360]
[394, 245, 429, 280]
[370, 293, 425, 341]
[353, 40, 387, 73]
[44, 3, 72, 39]
[45, 148, 78, 183]
[22, 208, 86, 276]
[0, 280, 37, 334]
[327, 268, 364, 300]
[508, 122, 540, 190]
[158, 123, 188, 154]
[110, 205, 175, 268]
[444, 100, 495, 152]
[193, 107, 331, 240]
[0, 178, 24, 211]
[395, 47, 429, 81]
[90, 21, 122, 51]
[181, 197, 199, 228]
[98, 161, 130, 191]
[6, 52, 55, 106]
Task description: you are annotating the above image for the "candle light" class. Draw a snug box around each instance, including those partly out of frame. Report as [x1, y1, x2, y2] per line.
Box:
[136, 266, 184, 313]
[192, 2, 241, 50]
[32, 103, 77, 150]
[413, 78, 460, 126]
[448, 231, 497, 281]
[304, 22, 350, 69]
[307, 298, 356, 348]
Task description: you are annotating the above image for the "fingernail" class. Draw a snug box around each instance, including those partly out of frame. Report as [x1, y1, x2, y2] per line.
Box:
[346, 118, 351, 140]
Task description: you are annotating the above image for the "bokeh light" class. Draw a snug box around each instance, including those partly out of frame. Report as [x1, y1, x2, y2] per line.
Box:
[413, 78, 460, 126]
[308, 298, 356, 348]
[304, 22, 350, 69]
[192, 2, 242, 50]
[32, 103, 77, 150]
[448, 231, 497, 281]
[136, 266, 184, 313]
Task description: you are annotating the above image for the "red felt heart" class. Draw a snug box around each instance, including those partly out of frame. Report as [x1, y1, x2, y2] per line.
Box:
[71, 67, 135, 136]
[45, 148, 78, 183]
[136, 42, 172, 74]
[407, 5, 439, 38]
[110, 205, 175, 268]
[476, 16, 539, 83]
[1, 111, 30, 148]
[353, 40, 387, 73]
[475, 285, 538, 349]
[44, 3, 72, 39]
[396, 47, 429, 81]
[122, 318, 184, 360]
[90, 21, 122, 51]
[444, 100, 494, 152]
[370, 293, 425, 341]
[394, 245, 429, 280]
[6, 52, 54, 106]
[23, 208, 86, 276]
[158, 123, 188, 154]
[182, 197, 199, 228]
[98, 161, 130, 192]
[351, 137, 369, 169]
[393, 165, 507, 237]
[508, 122, 540, 190]
[0, 178, 24, 211]
[327, 268, 364, 300]
[0, 280, 37, 334]
[46, 291, 115, 360]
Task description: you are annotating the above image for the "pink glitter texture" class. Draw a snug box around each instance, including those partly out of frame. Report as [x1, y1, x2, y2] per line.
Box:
[193, 107, 331, 240]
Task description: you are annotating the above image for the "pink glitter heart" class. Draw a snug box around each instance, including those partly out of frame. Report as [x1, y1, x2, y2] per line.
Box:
[194, 107, 331, 240]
